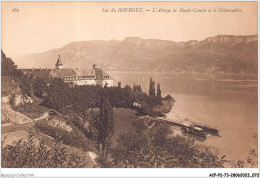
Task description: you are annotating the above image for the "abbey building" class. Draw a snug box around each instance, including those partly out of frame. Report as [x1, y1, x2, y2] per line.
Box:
[21, 55, 113, 87]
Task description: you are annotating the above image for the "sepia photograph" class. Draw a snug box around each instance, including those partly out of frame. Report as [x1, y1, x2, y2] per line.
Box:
[1, 0, 259, 177]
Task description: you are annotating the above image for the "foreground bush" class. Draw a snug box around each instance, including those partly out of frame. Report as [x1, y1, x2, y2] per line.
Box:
[111, 120, 226, 168]
[1, 133, 88, 168]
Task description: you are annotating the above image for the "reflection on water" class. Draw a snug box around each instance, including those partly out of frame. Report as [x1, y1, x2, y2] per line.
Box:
[110, 71, 258, 162]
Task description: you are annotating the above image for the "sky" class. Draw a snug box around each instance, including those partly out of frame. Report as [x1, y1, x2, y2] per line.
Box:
[2, 1, 258, 57]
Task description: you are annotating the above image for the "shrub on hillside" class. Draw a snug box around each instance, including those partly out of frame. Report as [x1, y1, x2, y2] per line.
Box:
[12, 103, 48, 119]
[62, 111, 100, 147]
[35, 120, 96, 152]
[1, 133, 88, 168]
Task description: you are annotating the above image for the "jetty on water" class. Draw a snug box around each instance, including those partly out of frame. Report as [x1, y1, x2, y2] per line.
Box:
[140, 116, 220, 138]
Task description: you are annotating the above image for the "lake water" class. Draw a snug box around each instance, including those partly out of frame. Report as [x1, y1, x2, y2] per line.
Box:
[109, 71, 258, 163]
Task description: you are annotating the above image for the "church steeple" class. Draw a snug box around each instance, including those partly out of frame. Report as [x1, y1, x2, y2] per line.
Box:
[56, 55, 63, 69]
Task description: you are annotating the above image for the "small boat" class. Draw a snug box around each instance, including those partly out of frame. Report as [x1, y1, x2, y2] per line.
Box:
[181, 125, 207, 138]
[192, 122, 219, 134]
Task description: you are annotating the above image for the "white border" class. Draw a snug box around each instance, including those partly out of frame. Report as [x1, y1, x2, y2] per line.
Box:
[0, 0, 259, 177]
[1, 168, 260, 177]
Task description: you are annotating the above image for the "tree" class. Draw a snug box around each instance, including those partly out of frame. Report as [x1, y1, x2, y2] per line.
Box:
[42, 77, 72, 111]
[97, 89, 115, 155]
[18, 74, 35, 97]
[133, 84, 142, 93]
[157, 83, 161, 98]
[149, 77, 155, 96]
[1, 50, 21, 77]
[133, 83, 137, 92]
[137, 85, 142, 93]
[32, 77, 49, 98]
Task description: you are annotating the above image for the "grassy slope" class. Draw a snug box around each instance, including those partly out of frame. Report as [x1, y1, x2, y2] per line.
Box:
[110, 108, 137, 148]
[12, 103, 49, 119]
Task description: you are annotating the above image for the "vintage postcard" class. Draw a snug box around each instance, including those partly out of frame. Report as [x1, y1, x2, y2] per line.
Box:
[1, 1, 258, 177]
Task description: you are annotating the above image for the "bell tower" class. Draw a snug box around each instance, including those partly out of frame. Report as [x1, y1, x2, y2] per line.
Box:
[56, 55, 63, 69]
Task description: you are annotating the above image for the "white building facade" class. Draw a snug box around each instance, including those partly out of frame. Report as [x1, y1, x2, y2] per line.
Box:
[21, 57, 113, 87]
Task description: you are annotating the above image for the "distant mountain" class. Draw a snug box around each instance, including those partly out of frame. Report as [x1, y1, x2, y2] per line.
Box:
[15, 35, 258, 73]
